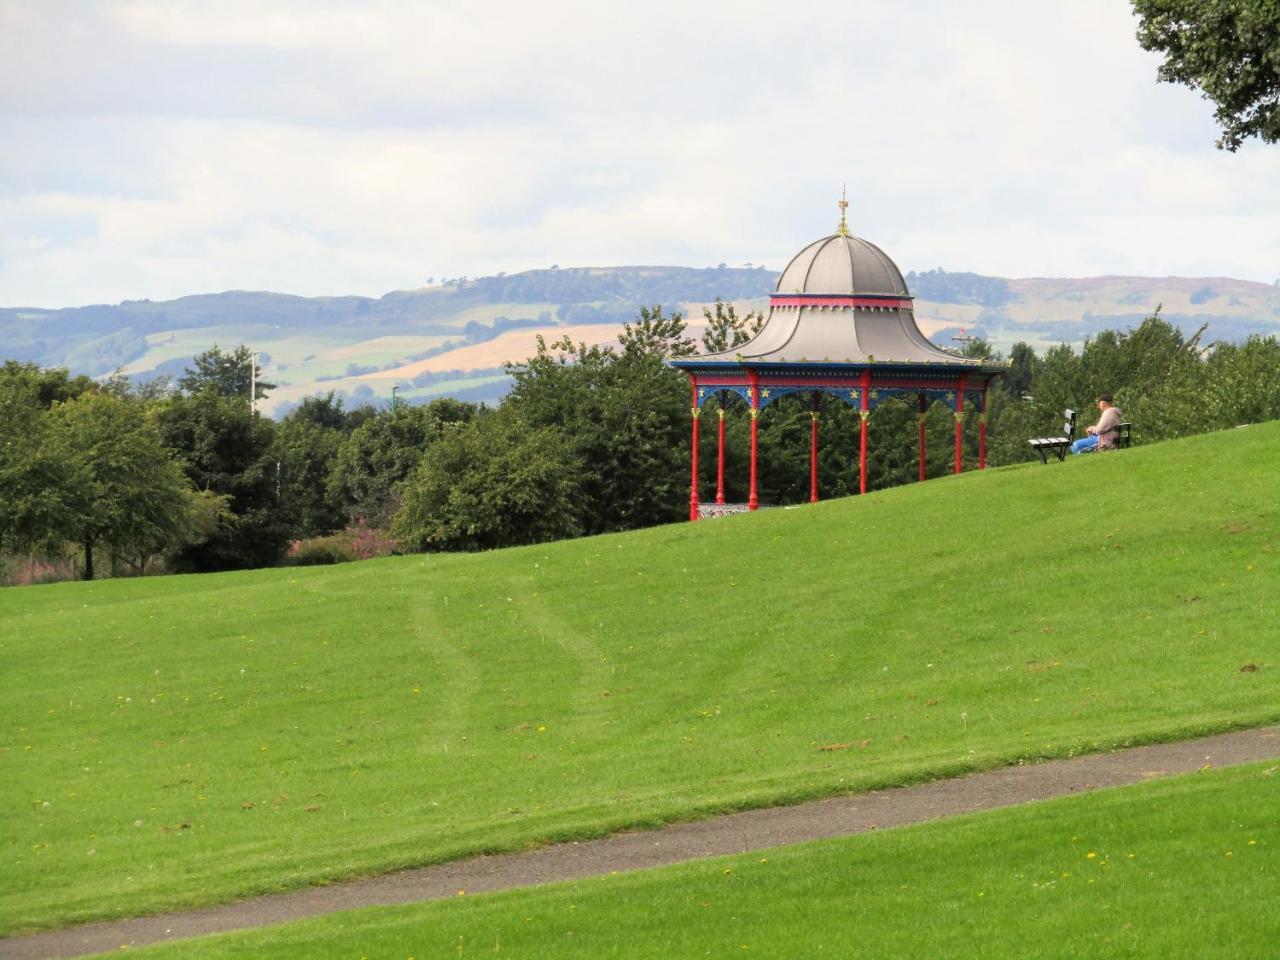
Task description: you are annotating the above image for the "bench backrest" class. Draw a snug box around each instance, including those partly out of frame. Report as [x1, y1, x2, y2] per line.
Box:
[1063, 409, 1076, 439]
[1115, 422, 1132, 449]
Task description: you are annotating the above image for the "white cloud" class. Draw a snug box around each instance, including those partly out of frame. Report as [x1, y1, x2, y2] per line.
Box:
[1, 0, 1278, 307]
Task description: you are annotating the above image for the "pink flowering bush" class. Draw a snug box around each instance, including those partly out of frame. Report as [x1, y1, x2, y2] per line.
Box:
[284, 518, 397, 566]
[2, 555, 78, 587]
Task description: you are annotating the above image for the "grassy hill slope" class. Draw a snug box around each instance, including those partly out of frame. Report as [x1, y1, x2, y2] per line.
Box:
[2, 422, 1277, 933]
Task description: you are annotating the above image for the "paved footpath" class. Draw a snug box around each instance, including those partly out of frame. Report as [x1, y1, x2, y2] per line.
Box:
[4, 726, 1278, 960]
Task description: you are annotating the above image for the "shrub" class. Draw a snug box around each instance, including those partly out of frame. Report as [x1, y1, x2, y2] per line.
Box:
[285, 538, 356, 566]
[283, 519, 397, 566]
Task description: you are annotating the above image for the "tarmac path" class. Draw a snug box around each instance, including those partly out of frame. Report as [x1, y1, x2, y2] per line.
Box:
[4, 725, 1277, 960]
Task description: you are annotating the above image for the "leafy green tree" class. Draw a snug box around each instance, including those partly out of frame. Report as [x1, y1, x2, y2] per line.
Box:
[1133, 0, 1280, 150]
[155, 390, 288, 571]
[0, 360, 96, 408]
[328, 399, 477, 527]
[272, 417, 347, 538]
[178, 344, 275, 400]
[618, 304, 697, 361]
[108, 488, 231, 576]
[393, 408, 581, 551]
[0, 371, 79, 554]
[46, 392, 197, 580]
[505, 332, 689, 534]
[1002, 342, 1038, 399]
[287, 391, 374, 432]
[700, 299, 765, 353]
[1203, 334, 1280, 425]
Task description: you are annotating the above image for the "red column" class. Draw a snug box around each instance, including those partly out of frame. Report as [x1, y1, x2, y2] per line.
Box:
[978, 384, 989, 470]
[953, 377, 967, 475]
[715, 394, 726, 504]
[748, 372, 760, 511]
[810, 391, 820, 503]
[689, 379, 700, 522]
[858, 370, 871, 495]
[917, 392, 927, 483]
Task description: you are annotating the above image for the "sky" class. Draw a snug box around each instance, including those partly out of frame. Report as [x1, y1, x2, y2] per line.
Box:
[2, 0, 1278, 309]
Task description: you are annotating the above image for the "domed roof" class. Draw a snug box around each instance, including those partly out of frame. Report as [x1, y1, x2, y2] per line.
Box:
[775, 233, 909, 297]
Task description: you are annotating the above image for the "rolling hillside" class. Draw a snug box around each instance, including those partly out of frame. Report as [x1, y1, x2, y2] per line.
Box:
[2, 422, 1276, 933]
[3, 267, 1278, 417]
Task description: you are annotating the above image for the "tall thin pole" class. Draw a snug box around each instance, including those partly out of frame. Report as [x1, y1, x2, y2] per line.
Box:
[250, 351, 257, 416]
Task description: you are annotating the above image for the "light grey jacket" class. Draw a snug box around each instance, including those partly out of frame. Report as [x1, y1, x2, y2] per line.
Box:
[1094, 406, 1123, 450]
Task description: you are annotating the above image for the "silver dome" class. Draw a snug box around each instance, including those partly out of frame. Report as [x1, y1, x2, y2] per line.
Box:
[775, 234, 909, 297]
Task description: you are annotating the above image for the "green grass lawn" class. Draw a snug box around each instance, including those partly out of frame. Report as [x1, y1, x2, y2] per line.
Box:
[2, 422, 1277, 934]
[109, 760, 1280, 960]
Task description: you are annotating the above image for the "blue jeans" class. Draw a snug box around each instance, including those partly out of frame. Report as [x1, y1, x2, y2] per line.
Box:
[1071, 435, 1099, 455]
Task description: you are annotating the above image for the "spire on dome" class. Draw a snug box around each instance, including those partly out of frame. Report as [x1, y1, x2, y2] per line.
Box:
[836, 183, 850, 237]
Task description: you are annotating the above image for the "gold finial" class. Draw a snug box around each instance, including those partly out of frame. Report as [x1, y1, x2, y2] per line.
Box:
[836, 183, 850, 237]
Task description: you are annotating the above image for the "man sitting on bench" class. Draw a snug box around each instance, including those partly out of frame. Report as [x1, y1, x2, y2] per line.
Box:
[1071, 393, 1123, 454]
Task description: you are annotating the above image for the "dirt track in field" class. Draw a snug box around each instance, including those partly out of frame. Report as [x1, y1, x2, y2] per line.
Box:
[4, 725, 1278, 960]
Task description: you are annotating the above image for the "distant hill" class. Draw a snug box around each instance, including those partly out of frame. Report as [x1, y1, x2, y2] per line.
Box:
[3, 266, 1277, 416]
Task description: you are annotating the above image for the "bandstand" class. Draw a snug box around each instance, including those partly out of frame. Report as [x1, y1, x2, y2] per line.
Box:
[670, 200, 1008, 520]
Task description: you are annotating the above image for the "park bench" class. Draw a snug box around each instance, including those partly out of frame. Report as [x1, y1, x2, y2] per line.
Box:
[1029, 409, 1075, 464]
[1114, 422, 1132, 449]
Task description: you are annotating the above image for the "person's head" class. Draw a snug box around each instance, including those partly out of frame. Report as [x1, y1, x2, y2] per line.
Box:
[1097, 393, 1114, 409]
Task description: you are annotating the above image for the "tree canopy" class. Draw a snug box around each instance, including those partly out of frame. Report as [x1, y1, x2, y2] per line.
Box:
[178, 344, 275, 399]
[1133, 0, 1280, 150]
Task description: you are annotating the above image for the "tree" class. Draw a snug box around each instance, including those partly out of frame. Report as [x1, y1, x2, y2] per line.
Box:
[1133, 0, 1280, 150]
[700, 298, 765, 353]
[1002, 342, 1038, 399]
[393, 409, 581, 551]
[0, 360, 97, 408]
[289, 392, 355, 432]
[155, 389, 289, 571]
[505, 332, 689, 535]
[272, 417, 347, 538]
[178, 344, 275, 400]
[46, 392, 197, 580]
[618, 305, 697, 361]
[327, 399, 477, 527]
[0, 370, 79, 554]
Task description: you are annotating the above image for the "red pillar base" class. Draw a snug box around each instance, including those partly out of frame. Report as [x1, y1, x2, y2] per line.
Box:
[689, 407, 701, 521]
[858, 411, 869, 495]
